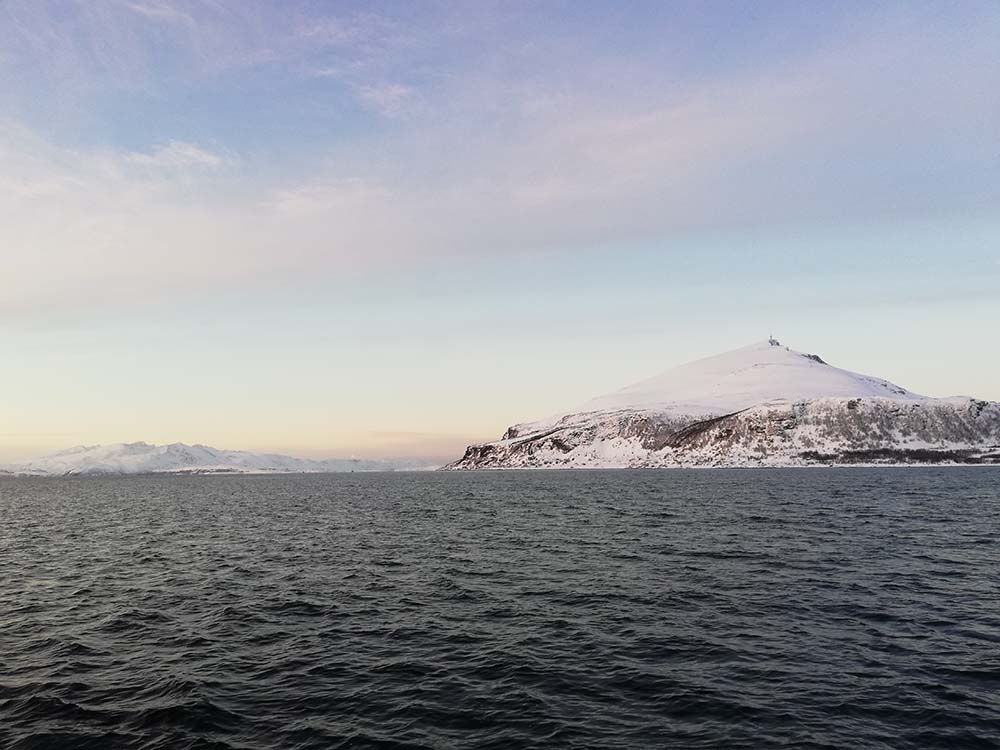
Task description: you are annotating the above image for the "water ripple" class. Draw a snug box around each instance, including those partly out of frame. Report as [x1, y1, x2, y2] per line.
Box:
[1, 468, 998, 748]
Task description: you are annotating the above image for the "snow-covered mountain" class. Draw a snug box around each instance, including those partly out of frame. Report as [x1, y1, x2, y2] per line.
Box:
[446, 340, 1000, 469]
[2, 442, 433, 476]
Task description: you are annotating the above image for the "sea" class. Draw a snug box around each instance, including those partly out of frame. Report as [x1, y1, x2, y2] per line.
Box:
[1, 469, 998, 749]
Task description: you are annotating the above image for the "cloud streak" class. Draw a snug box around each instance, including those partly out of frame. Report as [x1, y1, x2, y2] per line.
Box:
[357, 83, 416, 117]
[125, 140, 227, 169]
[123, 1, 197, 26]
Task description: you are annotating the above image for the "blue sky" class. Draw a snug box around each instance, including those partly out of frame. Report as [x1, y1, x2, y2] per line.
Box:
[2, 1, 998, 461]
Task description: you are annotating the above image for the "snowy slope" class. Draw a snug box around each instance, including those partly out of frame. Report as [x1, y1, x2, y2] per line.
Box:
[447, 340, 1000, 469]
[578, 339, 922, 415]
[3, 442, 432, 476]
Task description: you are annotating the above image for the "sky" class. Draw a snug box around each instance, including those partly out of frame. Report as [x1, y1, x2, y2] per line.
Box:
[1, 0, 998, 463]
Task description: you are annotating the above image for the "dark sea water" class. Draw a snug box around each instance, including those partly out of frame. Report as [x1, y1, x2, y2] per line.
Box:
[1, 469, 999, 750]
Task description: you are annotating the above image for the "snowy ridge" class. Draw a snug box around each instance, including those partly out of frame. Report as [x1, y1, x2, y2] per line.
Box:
[579, 339, 921, 410]
[518, 339, 925, 433]
[2, 442, 433, 476]
[447, 341, 1000, 469]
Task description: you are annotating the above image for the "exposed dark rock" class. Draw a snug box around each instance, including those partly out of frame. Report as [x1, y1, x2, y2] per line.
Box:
[445, 397, 1000, 469]
[800, 448, 999, 465]
[662, 411, 743, 448]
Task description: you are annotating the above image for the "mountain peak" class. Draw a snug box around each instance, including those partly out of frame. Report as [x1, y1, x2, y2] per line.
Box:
[575, 340, 923, 417]
[448, 340, 999, 469]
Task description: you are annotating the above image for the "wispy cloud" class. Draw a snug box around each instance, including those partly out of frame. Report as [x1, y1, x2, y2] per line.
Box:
[298, 17, 357, 46]
[297, 11, 409, 52]
[269, 179, 391, 215]
[123, 1, 196, 27]
[125, 141, 227, 170]
[357, 83, 415, 117]
[296, 11, 425, 115]
[308, 66, 348, 79]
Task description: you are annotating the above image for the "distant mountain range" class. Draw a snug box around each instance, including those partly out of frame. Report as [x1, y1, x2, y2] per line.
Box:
[1, 442, 435, 476]
[447, 339, 1000, 469]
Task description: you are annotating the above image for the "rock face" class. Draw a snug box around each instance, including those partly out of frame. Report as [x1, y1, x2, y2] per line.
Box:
[447, 341, 1000, 469]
